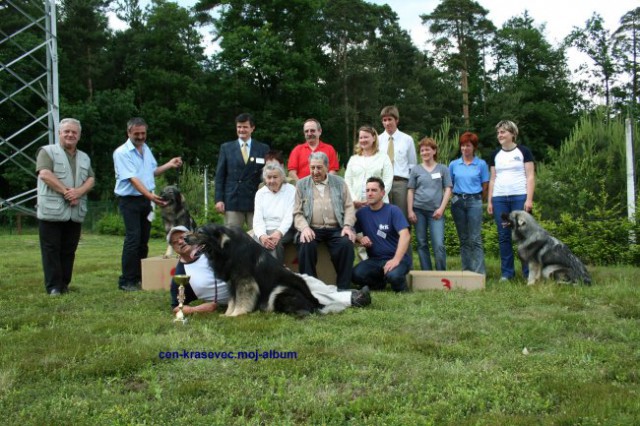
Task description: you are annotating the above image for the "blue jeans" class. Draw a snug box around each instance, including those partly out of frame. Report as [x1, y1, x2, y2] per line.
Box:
[451, 195, 485, 274]
[491, 194, 528, 279]
[414, 207, 446, 270]
[352, 257, 411, 292]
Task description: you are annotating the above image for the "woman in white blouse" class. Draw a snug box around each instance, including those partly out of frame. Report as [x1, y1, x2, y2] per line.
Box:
[253, 163, 296, 262]
[344, 125, 393, 209]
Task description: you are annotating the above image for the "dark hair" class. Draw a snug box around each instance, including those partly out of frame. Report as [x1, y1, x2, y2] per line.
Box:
[459, 132, 479, 149]
[127, 117, 147, 131]
[265, 150, 285, 165]
[366, 176, 385, 191]
[235, 113, 255, 126]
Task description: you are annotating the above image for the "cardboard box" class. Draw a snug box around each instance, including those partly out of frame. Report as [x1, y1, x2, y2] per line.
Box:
[409, 270, 485, 291]
[141, 256, 179, 290]
[284, 243, 337, 285]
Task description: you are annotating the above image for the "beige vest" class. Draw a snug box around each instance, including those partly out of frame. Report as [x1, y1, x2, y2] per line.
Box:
[37, 144, 91, 222]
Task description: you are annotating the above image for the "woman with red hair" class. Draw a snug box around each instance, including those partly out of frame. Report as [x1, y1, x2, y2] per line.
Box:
[407, 137, 452, 270]
[448, 132, 490, 274]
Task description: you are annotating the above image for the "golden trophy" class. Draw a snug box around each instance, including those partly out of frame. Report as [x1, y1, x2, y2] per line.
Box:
[173, 274, 190, 324]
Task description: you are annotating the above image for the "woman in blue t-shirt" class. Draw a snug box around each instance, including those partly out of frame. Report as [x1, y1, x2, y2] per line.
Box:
[487, 120, 535, 281]
[449, 132, 490, 274]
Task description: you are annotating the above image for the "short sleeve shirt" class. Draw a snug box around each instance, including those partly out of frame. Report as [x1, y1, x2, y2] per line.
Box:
[408, 163, 452, 211]
[36, 146, 95, 179]
[355, 203, 410, 263]
[448, 156, 489, 195]
[113, 139, 158, 196]
[287, 141, 339, 178]
[488, 145, 534, 196]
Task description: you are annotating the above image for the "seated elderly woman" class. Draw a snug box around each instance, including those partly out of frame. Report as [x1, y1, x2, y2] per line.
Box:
[253, 163, 296, 262]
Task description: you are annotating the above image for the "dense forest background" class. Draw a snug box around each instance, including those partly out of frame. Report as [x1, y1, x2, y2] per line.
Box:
[1, 0, 639, 214]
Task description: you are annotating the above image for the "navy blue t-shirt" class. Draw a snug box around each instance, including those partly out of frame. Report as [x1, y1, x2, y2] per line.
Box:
[355, 203, 411, 264]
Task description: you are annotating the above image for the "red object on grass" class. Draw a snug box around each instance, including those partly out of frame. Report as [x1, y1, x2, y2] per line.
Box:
[441, 278, 452, 290]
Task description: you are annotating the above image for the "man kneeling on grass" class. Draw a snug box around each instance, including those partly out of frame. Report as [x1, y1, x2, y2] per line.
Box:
[352, 177, 412, 292]
[167, 226, 371, 315]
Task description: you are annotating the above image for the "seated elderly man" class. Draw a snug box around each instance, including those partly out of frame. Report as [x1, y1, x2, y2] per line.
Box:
[293, 152, 356, 291]
[167, 226, 370, 314]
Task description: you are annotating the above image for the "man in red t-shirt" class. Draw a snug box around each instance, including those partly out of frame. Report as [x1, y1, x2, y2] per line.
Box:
[287, 118, 339, 181]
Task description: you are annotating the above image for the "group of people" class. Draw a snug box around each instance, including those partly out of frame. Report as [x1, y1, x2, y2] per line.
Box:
[212, 107, 420, 297]
[35, 108, 534, 301]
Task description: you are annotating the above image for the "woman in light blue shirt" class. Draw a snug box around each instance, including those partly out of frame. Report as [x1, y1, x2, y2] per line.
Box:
[449, 132, 489, 274]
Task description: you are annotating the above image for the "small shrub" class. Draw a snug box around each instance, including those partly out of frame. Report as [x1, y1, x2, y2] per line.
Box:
[96, 212, 125, 236]
[542, 213, 639, 266]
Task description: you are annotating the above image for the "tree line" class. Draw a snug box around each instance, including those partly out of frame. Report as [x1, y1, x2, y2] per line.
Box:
[1, 0, 639, 203]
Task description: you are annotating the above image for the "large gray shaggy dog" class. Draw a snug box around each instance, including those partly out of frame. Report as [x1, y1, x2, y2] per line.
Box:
[502, 210, 591, 285]
[159, 185, 197, 257]
[185, 224, 323, 317]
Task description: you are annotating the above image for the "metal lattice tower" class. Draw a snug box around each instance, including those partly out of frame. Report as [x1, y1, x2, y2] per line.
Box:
[0, 0, 59, 215]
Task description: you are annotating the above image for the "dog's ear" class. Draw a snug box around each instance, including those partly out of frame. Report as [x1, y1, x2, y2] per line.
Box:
[516, 214, 527, 228]
[205, 225, 231, 249]
[176, 191, 184, 208]
[219, 233, 231, 248]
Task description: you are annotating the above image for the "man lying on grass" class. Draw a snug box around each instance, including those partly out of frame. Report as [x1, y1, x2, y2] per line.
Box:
[167, 226, 371, 315]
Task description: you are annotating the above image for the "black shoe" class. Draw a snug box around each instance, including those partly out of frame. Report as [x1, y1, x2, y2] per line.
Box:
[61, 287, 70, 294]
[119, 284, 140, 292]
[351, 286, 371, 308]
[49, 288, 62, 296]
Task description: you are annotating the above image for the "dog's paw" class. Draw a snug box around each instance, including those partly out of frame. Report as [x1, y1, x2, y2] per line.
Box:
[227, 310, 248, 317]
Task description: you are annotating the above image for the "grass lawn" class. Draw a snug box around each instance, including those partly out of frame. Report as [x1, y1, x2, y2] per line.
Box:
[0, 232, 639, 425]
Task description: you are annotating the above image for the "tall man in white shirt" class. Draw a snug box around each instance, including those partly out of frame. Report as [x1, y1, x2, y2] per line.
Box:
[377, 106, 417, 220]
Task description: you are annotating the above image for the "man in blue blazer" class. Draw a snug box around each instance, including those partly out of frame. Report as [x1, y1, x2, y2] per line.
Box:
[215, 113, 270, 228]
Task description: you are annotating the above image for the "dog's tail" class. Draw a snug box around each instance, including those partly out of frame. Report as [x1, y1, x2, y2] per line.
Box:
[270, 286, 324, 316]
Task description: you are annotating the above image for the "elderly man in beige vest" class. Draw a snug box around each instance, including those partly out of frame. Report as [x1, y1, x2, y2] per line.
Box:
[293, 152, 356, 290]
[36, 118, 95, 295]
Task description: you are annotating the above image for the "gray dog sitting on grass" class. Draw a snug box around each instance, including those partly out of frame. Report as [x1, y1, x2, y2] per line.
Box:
[502, 210, 591, 285]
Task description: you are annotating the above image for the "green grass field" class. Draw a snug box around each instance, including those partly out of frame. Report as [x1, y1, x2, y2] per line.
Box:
[1, 233, 639, 425]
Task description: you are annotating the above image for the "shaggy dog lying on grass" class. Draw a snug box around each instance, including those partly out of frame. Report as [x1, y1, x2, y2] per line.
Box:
[185, 224, 324, 316]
